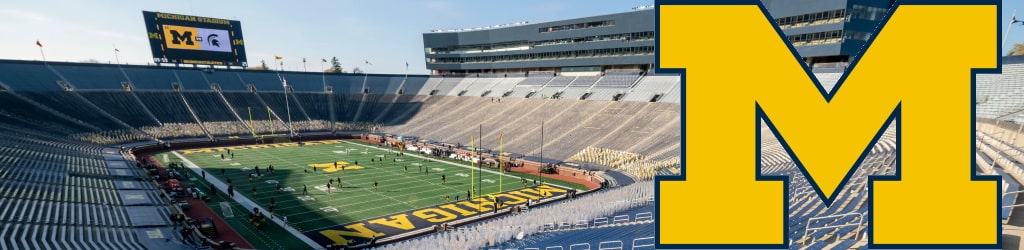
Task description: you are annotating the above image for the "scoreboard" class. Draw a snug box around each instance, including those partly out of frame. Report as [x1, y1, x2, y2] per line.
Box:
[143, 11, 248, 67]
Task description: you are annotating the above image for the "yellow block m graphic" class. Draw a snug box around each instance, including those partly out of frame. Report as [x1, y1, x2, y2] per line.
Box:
[655, 0, 1000, 248]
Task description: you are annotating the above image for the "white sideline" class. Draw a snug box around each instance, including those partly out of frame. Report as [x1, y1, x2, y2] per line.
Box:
[172, 151, 326, 250]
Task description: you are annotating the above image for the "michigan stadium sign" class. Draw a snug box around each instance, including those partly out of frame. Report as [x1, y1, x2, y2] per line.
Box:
[142, 11, 248, 67]
[654, 0, 1000, 248]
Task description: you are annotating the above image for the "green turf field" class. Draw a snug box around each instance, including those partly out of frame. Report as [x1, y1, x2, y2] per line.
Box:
[163, 140, 581, 239]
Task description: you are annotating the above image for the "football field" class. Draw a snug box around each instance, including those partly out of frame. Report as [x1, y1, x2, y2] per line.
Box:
[164, 139, 583, 245]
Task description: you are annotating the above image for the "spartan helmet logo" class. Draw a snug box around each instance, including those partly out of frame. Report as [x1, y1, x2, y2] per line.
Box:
[207, 34, 221, 47]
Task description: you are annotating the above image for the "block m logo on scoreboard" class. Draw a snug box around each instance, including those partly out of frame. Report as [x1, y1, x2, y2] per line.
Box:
[654, 0, 1002, 248]
[163, 25, 200, 50]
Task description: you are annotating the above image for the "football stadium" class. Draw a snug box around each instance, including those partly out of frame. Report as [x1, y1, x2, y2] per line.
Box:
[0, 0, 1022, 249]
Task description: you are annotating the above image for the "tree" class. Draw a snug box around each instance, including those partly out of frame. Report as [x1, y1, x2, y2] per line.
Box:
[329, 57, 344, 73]
[1011, 43, 1024, 56]
[352, 67, 363, 74]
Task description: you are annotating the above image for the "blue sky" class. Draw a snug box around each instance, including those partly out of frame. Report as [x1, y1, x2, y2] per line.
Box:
[1, 0, 1021, 74]
[0, 0, 642, 74]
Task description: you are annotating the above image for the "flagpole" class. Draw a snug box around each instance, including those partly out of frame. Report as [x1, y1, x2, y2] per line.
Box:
[362, 60, 370, 94]
[283, 75, 291, 137]
[113, 45, 121, 65]
[37, 40, 46, 62]
[1005, 10, 1017, 54]
[321, 59, 327, 92]
[302, 58, 307, 72]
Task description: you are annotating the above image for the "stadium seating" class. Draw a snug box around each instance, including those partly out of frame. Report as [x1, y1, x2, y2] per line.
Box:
[376, 182, 653, 250]
[0, 92, 98, 135]
[292, 93, 333, 120]
[5, 59, 1024, 249]
[121, 67, 182, 90]
[78, 92, 161, 128]
[508, 76, 554, 98]
[531, 76, 576, 99]
[134, 92, 198, 124]
[593, 72, 639, 87]
[434, 77, 469, 96]
[657, 80, 682, 103]
[0, 61, 64, 91]
[461, 77, 500, 97]
[416, 77, 445, 95]
[49, 64, 128, 90]
[203, 71, 248, 91]
[19, 92, 126, 130]
[170, 69, 212, 91]
[484, 77, 527, 97]
[621, 75, 677, 102]
[237, 70, 286, 92]
[445, 77, 479, 96]
[259, 92, 312, 121]
[0, 124, 180, 249]
[181, 92, 240, 122]
[403, 75, 431, 92]
[221, 92, 274, 121]
[568, 147, 679, 180]
[977, 63, 1024, 109]
[277, 72, 325, 92]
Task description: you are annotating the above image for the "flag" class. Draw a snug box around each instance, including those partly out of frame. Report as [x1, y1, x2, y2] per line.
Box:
[282, 77, 288, 87]
[302, 58, 306, 63]
[36, 40, 42, 47]
[365, 60, 372, 66]
[321, 58, 327, 63]
[275, 56, 282, 60]
[405, 61, 409, 69]
[115, 48, 120, 52]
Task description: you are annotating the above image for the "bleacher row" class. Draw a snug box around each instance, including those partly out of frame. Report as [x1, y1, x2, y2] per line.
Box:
[506, 224, 655, 250]
[480, 124, 898, 250]
[789, 145, 894, 248]
[376, 181, 653, 250]
[0, 124, 182, 249]
[0, 61, 675, 99]
[0, 224, 148, 250]
[384, 97, 682, 163]
[1, 61, 684, 166]
[4, 59, 1024, 249]
[568, 147, 679, 180]
[973, 135, 1020, 223]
